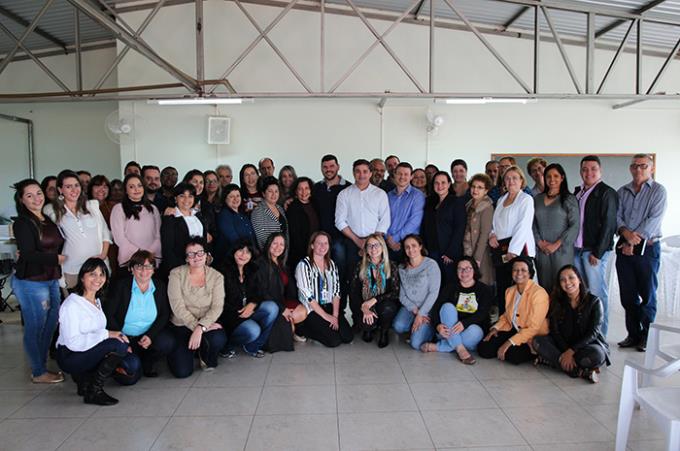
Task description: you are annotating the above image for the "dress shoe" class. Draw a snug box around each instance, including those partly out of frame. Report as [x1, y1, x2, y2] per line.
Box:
[362, 330, 374, 343]
[617, 336, 639, 348]
[637, 337, 647, 352]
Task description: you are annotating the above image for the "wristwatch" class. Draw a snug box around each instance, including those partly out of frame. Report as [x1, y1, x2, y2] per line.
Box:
[200, 325, 208, 333]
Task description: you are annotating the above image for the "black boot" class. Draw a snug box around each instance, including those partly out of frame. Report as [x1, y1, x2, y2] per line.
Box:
[84, 354, 122, 406]
[72, 373, 89, 397]
[377, 328, 390, 348]
[362, 329, 374, 343]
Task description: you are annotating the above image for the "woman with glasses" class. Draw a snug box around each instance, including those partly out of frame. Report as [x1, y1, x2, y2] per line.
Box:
[423, 257, 492, 364]
[349, 234, 400, 348]
[167, 238, 226, 376]
[463, 173, 495, 286]
[203, 170, 222, 212]
[478, 257, 549, 365]
[104, 250, 176, 380]
[393, 235, 439, 350]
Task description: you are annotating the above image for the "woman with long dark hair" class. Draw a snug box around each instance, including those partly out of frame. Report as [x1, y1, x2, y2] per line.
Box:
[110, 173, 162, 268]
[286, 177, 319, 270]
[278, 165, 298, 207]
[214, 184, 256, 266]
[12, 179, 65, 384]
[44, 170, 111, 289]
[533, 163, 580, 293]
[295, 232, 353, 347]
[239, 163, 262, 214]
[56, 258, 140, 405]
[181, 169, 216, 243]
[40, 175, 58, 203]
[532, 265, 609, 383]
[251, 176, 288, 251]
[218, 239, 278, 358]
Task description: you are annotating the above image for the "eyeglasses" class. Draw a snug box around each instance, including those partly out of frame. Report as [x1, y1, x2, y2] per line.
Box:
[133, 264, 154, 271]
[629, 163, 649, 170]
[186, 250, 206, 259]
[366, 243, 381, 250]
[206, 179, 219, 185]
[457, 266, 473, 273]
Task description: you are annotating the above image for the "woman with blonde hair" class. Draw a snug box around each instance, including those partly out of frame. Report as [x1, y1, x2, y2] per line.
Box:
[349, 233, 400, 348]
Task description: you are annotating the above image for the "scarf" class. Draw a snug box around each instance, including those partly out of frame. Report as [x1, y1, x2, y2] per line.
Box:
[362, 261, 387, 301]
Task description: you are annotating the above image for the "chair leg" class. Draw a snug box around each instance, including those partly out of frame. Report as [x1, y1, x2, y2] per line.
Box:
[615, 366, 637, 451]
[668, 422, 680, 451]
[642, 326, 660, 387]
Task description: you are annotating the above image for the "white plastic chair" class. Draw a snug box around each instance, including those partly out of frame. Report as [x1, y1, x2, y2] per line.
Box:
[642, 323, 680, 388]
[615, 324, 680, 451]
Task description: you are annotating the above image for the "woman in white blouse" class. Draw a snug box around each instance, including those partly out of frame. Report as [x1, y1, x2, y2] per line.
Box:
[56, 258, 140, 406]
[489, 166, 535, 315]
[295, 232, 353, 347]
[44, 170, 111, 289]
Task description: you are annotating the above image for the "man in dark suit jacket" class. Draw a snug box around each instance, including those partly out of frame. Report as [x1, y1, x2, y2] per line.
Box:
[573, 155, 618, 338]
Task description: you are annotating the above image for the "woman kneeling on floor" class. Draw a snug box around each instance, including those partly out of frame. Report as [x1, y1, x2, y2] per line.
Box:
[295, 232, 353, 347]
[56, 258, 140, 406]
[422, 256, 492, 364]
[477, 257, 549, 365]
[104, 250, 177, 381]
[532, 264, 610, 383]
[167, 237, 227, 376]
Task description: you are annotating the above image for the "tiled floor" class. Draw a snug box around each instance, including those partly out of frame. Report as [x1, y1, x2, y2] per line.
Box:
[0, 310, 678, 451]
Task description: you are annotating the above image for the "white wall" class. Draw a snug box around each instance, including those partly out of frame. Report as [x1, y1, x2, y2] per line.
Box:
[114, 1, 680, 234]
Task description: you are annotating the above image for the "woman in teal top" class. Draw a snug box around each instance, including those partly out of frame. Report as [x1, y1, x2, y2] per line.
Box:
[104, 250, 176, 382]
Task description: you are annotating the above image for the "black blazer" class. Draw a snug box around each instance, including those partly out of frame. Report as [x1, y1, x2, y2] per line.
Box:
[574, 182, 618, 259]
[13, 215, 63, 280]
[286, 199, 318, 271]
[422, 193, 466, 260]
[252, 257, 297, 309]
[104, 276, 170, 340]
[549, 292, 610, 359]
[349, 262, 400, 306]
[160, 213, 209, 275]
[429, 281, 492, 332]
[218, 262, 260, 332]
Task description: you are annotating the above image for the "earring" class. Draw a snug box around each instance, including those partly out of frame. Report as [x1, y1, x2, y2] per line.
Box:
[58, 194, 64, 201]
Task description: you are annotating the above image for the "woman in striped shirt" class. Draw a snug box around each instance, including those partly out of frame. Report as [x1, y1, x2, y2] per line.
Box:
[251, 176, 289, 251]
[295, 232, 353, 347]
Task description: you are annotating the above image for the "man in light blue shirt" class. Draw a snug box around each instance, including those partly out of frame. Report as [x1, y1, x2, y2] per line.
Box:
[615, 153, 667, 352]
[386, 162, 425, 261]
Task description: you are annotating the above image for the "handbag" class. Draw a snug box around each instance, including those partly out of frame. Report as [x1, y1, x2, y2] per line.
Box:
[263, 312, 294, 353]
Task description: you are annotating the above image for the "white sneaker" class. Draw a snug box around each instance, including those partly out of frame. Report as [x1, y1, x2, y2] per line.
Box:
[293, 334, 307, 343]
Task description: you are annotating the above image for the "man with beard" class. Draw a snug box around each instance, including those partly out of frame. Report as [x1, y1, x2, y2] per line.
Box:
[370, 158, 395, 192]
[142, 165, 168, 212]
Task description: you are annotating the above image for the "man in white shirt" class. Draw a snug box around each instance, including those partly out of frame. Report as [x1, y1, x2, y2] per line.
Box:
[335, 159, 390, 323]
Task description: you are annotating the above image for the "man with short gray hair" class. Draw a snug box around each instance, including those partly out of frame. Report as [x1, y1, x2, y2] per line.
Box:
[616, 153, 667, 352]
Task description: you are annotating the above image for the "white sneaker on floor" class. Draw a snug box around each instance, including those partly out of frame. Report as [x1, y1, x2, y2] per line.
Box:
[293, 334, 307, 343]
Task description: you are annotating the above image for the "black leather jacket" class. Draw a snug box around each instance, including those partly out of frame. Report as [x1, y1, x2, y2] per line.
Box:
[574, 182, 618, 259]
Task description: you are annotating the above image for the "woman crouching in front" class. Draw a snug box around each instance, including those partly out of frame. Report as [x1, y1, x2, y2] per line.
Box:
[56, 257, 140, 405]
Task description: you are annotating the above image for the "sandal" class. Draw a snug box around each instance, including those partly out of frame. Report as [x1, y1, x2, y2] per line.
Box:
[456, 353, 476, 365]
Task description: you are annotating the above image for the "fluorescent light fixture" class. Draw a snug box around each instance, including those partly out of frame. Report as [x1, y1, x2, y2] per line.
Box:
[435, 97, 535, 105]
[149, 98, 248, 105]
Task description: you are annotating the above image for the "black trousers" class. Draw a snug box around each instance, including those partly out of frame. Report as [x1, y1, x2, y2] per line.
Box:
[533, 335, 607, 371]
[350, 297, 399, 332]
[299, 304, 353, 347]
[477, 329, 534, 365]
[167, 325, 227, 378]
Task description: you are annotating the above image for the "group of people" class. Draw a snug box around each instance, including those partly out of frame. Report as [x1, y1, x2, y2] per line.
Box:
[10, 151, 666, 406]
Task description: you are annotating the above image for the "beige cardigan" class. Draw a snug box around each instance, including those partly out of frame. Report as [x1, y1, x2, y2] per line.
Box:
[463, 195, 494, 285]
[168, 265, 225, 330]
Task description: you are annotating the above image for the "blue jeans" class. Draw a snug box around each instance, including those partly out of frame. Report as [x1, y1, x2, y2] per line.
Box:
[56, 338, 140, 384]
[434, 304, 484, 352]
[392, 306, 434, 350]
[11, 277, 61, 377]
[574, 249, 611, 337]
[616, 242, 661, 342]
[227, 301, 278, 353]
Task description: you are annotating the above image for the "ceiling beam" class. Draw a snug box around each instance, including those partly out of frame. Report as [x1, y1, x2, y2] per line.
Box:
[500, 6, 529, 31]
[0, 4, 68, 54]
[596, 0, 668, 39]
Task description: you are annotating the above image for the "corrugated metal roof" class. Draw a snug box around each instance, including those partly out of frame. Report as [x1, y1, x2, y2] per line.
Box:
[2, 0, 680, 57]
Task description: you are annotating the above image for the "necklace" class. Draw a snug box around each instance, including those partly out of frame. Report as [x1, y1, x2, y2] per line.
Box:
[546, 191, 559, 199]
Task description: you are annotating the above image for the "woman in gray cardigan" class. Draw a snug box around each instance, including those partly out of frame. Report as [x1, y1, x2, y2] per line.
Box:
[393, 234, 441, 350]
[533, 164, 580, 293]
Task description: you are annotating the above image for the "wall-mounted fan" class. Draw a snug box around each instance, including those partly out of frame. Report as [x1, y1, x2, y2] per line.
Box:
[104, 110, 140, 144]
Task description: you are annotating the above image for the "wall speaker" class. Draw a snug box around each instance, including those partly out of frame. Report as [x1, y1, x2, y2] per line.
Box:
[208, 116, 231, 144]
